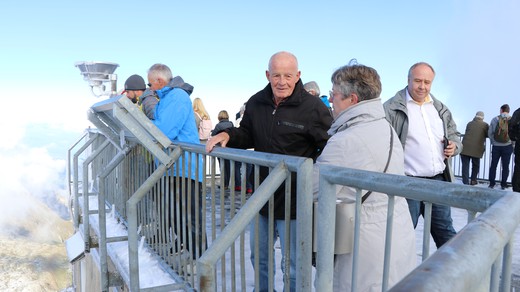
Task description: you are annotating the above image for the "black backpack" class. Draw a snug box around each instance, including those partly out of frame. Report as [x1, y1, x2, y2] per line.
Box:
[508, 108, 520, 141]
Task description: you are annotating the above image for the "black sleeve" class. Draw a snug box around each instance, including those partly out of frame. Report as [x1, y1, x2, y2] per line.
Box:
[509, 108, 520, 141]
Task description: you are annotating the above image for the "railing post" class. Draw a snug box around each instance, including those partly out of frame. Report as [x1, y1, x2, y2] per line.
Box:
[197, 162, 290, 291]
[296, 158, 313, 291]
[71, 132, 99, 228]
[82, 139, 111, 252]
[315, 167, 336, 291]
[98, 150, 127, 291]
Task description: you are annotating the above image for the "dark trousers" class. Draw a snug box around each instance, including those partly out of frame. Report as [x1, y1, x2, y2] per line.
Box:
[407, 173, 457, 248]
[460, 154, 480, 184]
[218, 158, 231, 188]
[489, 145, 514, 188]
[235, 161, 253, 190]
[513, 145, 520, 192]
[165, 177, 206, 260]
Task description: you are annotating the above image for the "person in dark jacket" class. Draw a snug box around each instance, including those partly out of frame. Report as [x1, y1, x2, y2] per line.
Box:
[211, 110, 235, 189]
[510, 107, 520, 192]
[460, 111, 489, 185]
[123, 74, 159, 119]
[206, 51, 332, 292]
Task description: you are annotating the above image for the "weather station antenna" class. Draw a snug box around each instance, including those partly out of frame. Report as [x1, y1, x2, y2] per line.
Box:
[75, 61, 119, 97]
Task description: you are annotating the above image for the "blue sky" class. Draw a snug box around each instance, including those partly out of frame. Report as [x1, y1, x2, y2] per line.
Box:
[1, 0, 519, 162]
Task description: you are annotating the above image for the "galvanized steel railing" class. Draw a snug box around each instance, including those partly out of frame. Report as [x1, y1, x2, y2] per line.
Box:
[315, 165, 519, 292]
[68, 94, 520, 291]
[452, 135, 515, 185]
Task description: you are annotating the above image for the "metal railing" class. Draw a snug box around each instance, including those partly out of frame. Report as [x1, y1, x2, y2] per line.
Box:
[314, 165, 520, 291]
[452, 135, 516, 185]
[68, 94, 520, 291]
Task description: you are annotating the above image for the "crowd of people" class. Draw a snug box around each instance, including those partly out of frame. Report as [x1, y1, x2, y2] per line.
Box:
[120, 52, 519, 291]
[459, 104, 519, 192]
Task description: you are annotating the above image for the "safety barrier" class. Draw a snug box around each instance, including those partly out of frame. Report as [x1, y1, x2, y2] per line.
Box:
[67, 94, 520, 291]
[452, 135, 516, 185]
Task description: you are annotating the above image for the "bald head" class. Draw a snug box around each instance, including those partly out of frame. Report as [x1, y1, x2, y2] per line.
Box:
[266, 51, 301, 102]
[268, 51, 299, 71]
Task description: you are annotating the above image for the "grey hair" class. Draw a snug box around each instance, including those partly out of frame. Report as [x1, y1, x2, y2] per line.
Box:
[148, 63, 173, 82]
[303, 81, 320, 96]
[408, 62, 435, 79]
[331, 60, 381, 102]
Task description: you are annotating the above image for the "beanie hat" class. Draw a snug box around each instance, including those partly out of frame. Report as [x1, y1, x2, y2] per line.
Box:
[124, 74, 146, 91]
[475, 111, 484, 119]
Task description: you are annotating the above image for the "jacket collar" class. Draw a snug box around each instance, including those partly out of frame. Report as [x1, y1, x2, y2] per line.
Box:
[259, 79, 306, 106]
[329, 98, 385, 135]
[156, 76, 194, 99]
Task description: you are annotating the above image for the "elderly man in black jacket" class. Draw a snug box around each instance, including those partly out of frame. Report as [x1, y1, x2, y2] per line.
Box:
[206, 51, 332, 292]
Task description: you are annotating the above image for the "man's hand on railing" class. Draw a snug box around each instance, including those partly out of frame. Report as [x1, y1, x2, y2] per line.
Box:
[206, 132, 230, 153]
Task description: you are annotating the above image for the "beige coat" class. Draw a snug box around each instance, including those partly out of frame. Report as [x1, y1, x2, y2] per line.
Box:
[314, 98, 416, 291]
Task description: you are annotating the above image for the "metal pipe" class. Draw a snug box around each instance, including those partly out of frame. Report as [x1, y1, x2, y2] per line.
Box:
[98, 150, 127, 291]
[315, 169, 336, 291]
[72, 133, 99, 228]
[127, 148, 180, 292]
[68, 131, 89, 199]
[82, 138, 111, 251]
[381, 195, 396, 291]
[320, 166, 504, 212]
[295, 158, 313, 292]
[197, 162, 289, 291]
[389, 192, 520, 291]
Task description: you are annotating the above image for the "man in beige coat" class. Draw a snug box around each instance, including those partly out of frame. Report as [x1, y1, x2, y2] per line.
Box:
[460, 111, 489, 185]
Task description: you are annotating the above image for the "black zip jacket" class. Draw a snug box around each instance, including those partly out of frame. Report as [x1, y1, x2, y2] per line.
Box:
[226, 80, 332, 219]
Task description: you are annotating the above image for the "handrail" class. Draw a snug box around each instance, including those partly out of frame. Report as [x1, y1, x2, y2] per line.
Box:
[71, 132, 100, 228]
[315, 164, 518, 291]
[68, 131, 89, 197]
[198, 162, 290, 290]
[389, 191, 520, 291]
[126, 147, 182, 291]
[97, 147, 130, 291]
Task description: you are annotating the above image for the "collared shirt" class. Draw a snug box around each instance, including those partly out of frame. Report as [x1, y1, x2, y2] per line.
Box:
[403, 90, 446, 177]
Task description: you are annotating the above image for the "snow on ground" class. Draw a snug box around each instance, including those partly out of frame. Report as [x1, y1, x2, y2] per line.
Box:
[88, 204, 176, 289]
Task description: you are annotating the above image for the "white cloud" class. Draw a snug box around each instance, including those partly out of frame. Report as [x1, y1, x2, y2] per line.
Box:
[0, 141, 69, 232]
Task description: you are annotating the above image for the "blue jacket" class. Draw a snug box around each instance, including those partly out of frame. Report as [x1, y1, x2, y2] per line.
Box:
[153, 77, 203, 181]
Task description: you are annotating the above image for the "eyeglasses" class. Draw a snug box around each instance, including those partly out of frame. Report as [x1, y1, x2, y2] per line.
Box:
[147, 83, 151, 87]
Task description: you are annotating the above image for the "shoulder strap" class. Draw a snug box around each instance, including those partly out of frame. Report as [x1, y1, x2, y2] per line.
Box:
[362, 123, 394, 203]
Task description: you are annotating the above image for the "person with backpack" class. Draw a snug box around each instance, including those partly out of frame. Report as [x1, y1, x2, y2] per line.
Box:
[509, 107, 520, 192]
[193, 97, 212, 144]
[488, 104, 514, 190]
